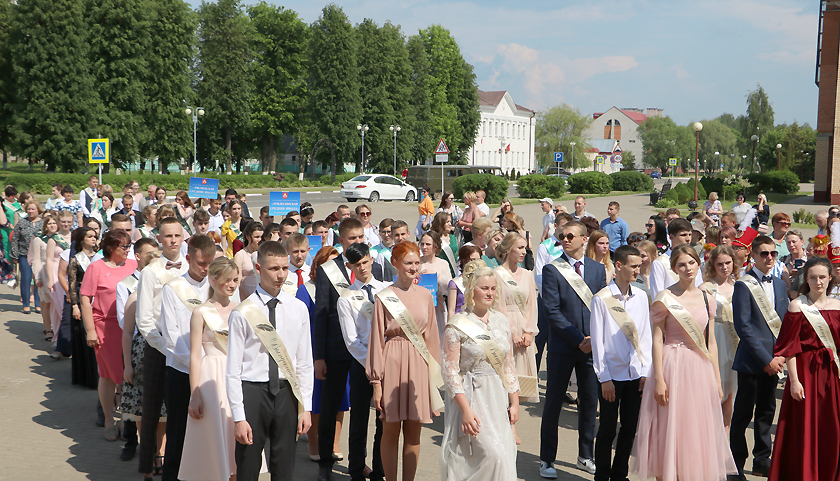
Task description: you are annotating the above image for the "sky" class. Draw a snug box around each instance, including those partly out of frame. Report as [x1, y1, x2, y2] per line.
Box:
[188, 0, 820, 126]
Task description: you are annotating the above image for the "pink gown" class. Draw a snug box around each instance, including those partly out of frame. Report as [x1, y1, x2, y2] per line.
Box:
[630, 299, 737, 481]
[49, 243, 65, 340]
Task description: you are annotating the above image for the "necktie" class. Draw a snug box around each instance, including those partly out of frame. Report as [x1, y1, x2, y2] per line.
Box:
[165, 261, 181, 270]
[266, 298, 280, 396]
[762, 275, 772, 283]
[296, 269, 304, 287]
[574, 261, 582, 277]
[362, 285, 374, 303]
[350, 270, 356, 284]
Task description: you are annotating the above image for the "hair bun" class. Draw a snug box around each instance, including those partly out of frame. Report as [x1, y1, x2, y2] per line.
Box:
[461, 259, 487, 282]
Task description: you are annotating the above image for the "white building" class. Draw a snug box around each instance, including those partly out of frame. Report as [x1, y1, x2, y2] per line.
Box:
[469, 90, 536, 174]
[581, 107, 664, 170]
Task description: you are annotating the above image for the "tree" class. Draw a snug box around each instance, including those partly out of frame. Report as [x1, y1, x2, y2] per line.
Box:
[306, 4, 362, 179]
[637, 116, 693, 174]
[142, 0, 195, 173]
[10, 0, 103, 172]
[248, 2, 308, 175]
[743, 83, 774, 142]
[620, 150, 636, 171]
[696, 119, 738, 173]
[0, 0, 14, 169]
[405, 34, 433, 165]
[88, 0, 154, 170]
[534, 103, 592, 172]
[196, 0, 254, 174]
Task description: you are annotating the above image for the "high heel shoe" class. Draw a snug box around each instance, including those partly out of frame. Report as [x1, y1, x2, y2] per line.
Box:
[154, 455, 164, 475]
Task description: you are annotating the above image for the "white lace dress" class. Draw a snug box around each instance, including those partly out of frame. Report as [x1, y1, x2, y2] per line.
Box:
[440, 311, 520, 481]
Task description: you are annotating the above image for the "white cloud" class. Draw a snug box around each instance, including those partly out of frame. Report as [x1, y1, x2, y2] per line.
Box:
[672, 63, 690, 79]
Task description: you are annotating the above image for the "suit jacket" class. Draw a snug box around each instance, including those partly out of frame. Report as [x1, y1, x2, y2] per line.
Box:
[313, 256, 387, 362]
[542, 254, 608, 357]
[732, 270, 789, 375]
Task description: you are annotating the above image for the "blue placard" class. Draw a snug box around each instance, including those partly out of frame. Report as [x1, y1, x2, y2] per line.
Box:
[554, 152, 564, 163]
[188, 177, 220, 199]
[393, 273, 438, 306]
[305, 235, 322, 267]
[269, 191, 301, 216]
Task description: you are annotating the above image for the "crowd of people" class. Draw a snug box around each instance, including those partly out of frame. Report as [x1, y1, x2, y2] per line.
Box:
[7, 175, 840, 481]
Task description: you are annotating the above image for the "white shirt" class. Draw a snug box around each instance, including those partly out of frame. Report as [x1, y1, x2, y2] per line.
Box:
[336, 278, 391, 365]
[207, 209, 225, 235]
[750, 266, 776, 303]
[226, 286, 314, 421]
[116, 270, 140, 330]
[565, 251, 586, 280]
[573, 210, 593, 221]
[79, 188, 98, 217]
[534, 235, 564, 296]
[289, 262, 311, 286]
[161, 272, 210, 374]
[648, 248, 704, 299]
[542, 212, 554, 231]
[591, 281, 653, 382]
[136, 253, 189, 354]
[363, 225, 380, 247]
[476, 202, 490, 217]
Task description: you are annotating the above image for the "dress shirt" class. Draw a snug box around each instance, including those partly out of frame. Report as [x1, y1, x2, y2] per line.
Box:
[135, 253, 189, 354]
[161, 272, 210, 374]
[79, 188, 98, 217]
[207, 209, 225, 235]
[476, 202, 490, 217]
[116, 270, 140, 330]
[226, 285, 314, 421]
[751, 266, 775, 303]
[590, 281, 653, 383]
[565, 251, 586, 279]
[573, 210, 593, 221]
[289, 262, 311, 284]
[648, 249, 704, 299]
[336, 278, 391, 365]
[535, 234, 564, 296]
[600, 216, 629, 251]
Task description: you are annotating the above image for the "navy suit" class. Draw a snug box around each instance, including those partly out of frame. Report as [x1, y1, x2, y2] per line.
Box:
[729, 270, 789, 477]
[540, 254, 607, 463]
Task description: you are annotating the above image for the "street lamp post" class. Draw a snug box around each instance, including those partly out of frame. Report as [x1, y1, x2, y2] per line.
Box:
[691, 122, 702, 210]
[570, 141, 576, 173]
[390, 125, 401, 177]
[185, 107, 205, 174]
[715, 151, 719, 174]
[741, 155, 747, 172]
[751, 134, 759, 172]
[357, 124, 369, 173]
[776, 143, 783, 170]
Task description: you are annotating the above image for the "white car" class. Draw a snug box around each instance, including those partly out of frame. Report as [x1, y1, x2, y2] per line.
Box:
[340, 174, 417, 202]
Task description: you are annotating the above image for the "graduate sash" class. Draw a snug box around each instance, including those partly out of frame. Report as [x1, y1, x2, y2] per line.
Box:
[303, 280, 316, 302]
[737, 275, 782, 338]
[448, 313, 512, 388]
[138, 225, 154, 239]
[452, 276, 465, 295]
[550, 258, 593, 307]
[441, 240, 457, 275]
[165, 276, 203, 312]
[99, 208, 112, 229]
[50, 233, 70, 250]
[595, 287, 645, 364]
[321, 259, 353, 299]
[656, 254, 679, 282]
[705, 282, 739, 355]
[797, 295, 840, 378]
[280, 277, 298, 297]
[346, 289, 375, 322]
[119, 273, 139, 295]
[74, 252, 92, 272]
[199, 302, 230, 355]
[654, 291, 712, 362]
[376, 287, 445, 412]
[175, 208, 193, 235]
[83, 187, 96, 212]
[235, 299, 305, 419]
[494, 267, 529, 319]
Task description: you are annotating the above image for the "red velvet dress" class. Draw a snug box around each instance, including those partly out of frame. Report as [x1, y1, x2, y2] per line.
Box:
[769, 310, 840, 481]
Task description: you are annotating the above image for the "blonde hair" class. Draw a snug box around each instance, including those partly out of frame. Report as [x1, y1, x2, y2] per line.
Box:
[462, 261, 497, 312]
[471, 217, 493, 236]
[708, 192, 719, 202]
[208, 257, 240, 299]
[142, 249, 161, 268]
[57, 209, 74, 220]
[463, 191, 476, 203]
[495, 231, 523, 262]
[636, 240, 658, 276]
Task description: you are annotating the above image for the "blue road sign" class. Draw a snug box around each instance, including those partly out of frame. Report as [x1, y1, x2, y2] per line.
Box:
[188, 177, 220, 199]
[554, 152, 564, 163]
[269, 191, 301, 216]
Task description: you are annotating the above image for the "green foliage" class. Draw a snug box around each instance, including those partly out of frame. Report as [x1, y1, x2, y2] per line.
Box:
[535, 104, 592, 171]
[674, 182, 691, 204]
[637, 116, 694, 174]
[318, 172, 357, 185]
[620, 151, 637, 171]
[609, 171, 653, 192]
[663, 187, 680, 204]
[405, 34, 433, 166]
[452, 174, 507, 204]
[700, 176, 723, 198]
[792, 208, 816, 225]
[655, 198, 677, 209]
[716, 170, 732, 179]
[687, 178, 707, 201]
[567, 171, 613, 194]
[4, 173, 282, 195]
[744, 83, 775, 141]
[0, 0, 12, 159]
[696, 119, 738, 174]
[516, 175, 566, 199]
[745, 170, 800, 194]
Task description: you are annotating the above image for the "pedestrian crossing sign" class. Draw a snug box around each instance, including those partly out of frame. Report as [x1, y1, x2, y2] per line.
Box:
[88, 139, 109, 164]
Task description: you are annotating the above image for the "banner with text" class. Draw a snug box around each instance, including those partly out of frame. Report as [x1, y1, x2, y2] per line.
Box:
[269, 191, 301, 216]
[188, 177, 220, 199]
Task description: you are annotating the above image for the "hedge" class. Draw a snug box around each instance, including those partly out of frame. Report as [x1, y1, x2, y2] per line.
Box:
[516, 175, 566, 199]
[609, 171, 653, 192]
[745, 170, 799, 195]
[319, 173, 358, 185]
[567, 171, 613, 194]
[687, 178, 707, 201]
[452, 173, 509, 204]
[674, 182, 691, 204]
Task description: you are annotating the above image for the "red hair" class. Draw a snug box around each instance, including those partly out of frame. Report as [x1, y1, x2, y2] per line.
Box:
[391, 241, 420, 265]
[310, 246, 339, 282]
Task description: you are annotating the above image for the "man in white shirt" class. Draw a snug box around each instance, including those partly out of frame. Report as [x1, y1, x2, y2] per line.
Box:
[590, 245, 652, 481]
[226, 241, 313, 481]
[116, 238, 159, 330]
[207, 196, 225, 235]
[375, 220, 410, 281]
[475, 190, 490, 217]
[336, 243, 389, 481]
[283, 233, 310, 294]
[649, 218, 703, 298]
[136, 217, 188, 478]
[572, 196, 593, 221]
[159, 235, 214, 481]
[539, 198, 555, 242]
[79, 175, 99, 217]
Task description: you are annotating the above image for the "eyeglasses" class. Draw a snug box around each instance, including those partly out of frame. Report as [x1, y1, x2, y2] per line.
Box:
[561, 233, 579, 241]
[553, 209, 561, 214]
[359, 212, 371, 217]
[758, 251, 779, 259]
[118, 244, 132, 250]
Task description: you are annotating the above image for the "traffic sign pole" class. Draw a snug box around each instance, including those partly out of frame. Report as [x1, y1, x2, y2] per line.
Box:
[434, 139, 450, 198]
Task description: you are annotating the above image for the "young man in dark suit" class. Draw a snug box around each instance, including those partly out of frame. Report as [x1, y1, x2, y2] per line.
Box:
[729, 231, 790, 480]
[539, 220, 608, 479]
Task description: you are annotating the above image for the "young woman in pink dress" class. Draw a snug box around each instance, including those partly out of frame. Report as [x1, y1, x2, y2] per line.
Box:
[180, 257, 241, 481]
[631, 244, 737, 481]
[46, 211, 73, 345]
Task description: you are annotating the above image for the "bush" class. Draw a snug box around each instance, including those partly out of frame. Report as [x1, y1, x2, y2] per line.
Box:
[745, 170, 800, 195]
[567, 171, 613, 194]
[609, 171, 653, 192]
[700, 176, 723, 197]
[792, 208, 816, 225]
[716, 170, 732, 179]
[655, 198, 677, 208]
[452, 173, 509, 204]
[318, 172, 357, 186]
[516, 175, 566, 199]
[687, 178, 707, 202]
[674, 182, 691, 204]
[663, 186, 680, 204]
[4, 172, 281, 195]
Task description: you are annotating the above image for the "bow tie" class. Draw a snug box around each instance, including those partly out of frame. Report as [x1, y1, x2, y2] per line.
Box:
[555, 241, 562, 247]
[761, 275, 772, 283]
[165, 261, 182, 270]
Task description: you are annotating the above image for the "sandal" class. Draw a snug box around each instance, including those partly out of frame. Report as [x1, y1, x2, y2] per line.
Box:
[43, 329, 53, 342]
[35, 307, 41, 314]
[154, 455, 164, 475]
[23, 307, 30, 314]
[104, 424, 119, 442]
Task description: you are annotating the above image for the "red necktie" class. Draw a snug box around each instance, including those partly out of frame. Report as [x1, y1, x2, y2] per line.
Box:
[296, 269, 304, 287]
[350, 270, 356, 284]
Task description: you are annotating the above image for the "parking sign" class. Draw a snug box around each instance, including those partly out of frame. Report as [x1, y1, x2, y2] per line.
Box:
[554, 152, 564, 163]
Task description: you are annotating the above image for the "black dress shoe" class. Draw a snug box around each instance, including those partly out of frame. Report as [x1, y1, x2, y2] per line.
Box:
[120, 445, 136, 461]
[564, 392, 578, 405]
[318, 466, 332, 481]
[752, 460, 770, 478]
[95, 413, 105, 427]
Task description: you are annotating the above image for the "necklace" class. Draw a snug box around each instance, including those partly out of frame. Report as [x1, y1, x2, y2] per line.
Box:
[809, 295, 830, 310]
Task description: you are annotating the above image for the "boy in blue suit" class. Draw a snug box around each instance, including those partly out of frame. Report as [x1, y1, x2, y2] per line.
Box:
[539, 221, 608, 478]
[729, 232, 789, 480]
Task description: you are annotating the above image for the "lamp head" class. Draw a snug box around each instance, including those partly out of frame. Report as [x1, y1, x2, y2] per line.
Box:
[776, 143, 782, 149]
[364, 125, 369, 131]
[198, 109, 205, 116]
[693, 122, 703, 132]
[357, 124, 362, 131]
[389, 125, 394, 131]
[751, 135, 759, 142]
[715, 151, 719, 155]
[396, 125, 401, 132]
[185, 108, 192, 115]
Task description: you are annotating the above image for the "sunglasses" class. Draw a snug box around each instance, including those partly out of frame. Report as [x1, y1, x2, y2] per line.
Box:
[118, 244, 132, 250]
[628, 235, 645, 242]
[359, 212, 371, 217]
[775, 221, 791, 227]
[758, 251, 779, 259]
[645, 223, 655, 228]
[561, 233, 579, 241]
[553, 209, 561, 213]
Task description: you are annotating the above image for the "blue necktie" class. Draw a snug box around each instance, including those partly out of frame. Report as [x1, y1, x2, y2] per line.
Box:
[362, 285, 374, 303]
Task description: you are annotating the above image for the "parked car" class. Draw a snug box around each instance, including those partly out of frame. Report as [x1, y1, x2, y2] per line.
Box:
[650, 170, 662, 179]
[340, 174, 417, 202]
